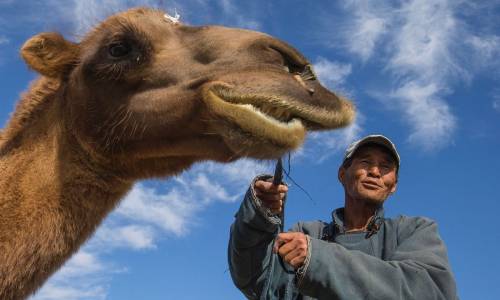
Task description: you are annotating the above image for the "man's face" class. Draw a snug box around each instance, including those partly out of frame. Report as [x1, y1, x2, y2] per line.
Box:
[338, 144, 398, 206]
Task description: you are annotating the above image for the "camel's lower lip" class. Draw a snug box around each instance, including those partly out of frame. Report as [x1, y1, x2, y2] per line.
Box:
[202, 84, 307, 149]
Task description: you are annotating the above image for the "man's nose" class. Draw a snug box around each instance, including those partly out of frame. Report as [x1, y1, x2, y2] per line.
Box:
[367, 165, 381, 177]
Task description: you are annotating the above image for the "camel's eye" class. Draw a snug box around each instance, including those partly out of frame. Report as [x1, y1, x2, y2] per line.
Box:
[108, 42, 132, 58]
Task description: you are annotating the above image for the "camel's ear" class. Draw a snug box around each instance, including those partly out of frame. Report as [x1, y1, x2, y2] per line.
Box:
[21, 32, 79, 78]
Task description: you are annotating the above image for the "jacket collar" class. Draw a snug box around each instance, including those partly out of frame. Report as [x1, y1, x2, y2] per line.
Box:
[331, 207, 385, 235]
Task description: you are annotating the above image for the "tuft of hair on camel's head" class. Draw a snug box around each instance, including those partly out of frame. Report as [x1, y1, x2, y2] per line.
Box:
[16, 7, 354, 177]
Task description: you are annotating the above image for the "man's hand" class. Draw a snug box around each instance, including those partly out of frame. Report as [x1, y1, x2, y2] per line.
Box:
[254, 180, 288, 214]
[274, 232, 309, 269]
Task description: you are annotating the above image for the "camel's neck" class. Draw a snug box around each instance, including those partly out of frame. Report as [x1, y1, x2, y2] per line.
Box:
[0, 81, 132, 299]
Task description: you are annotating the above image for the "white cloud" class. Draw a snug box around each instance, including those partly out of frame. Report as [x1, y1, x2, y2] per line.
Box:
[192, 173, 239, 203]
[337, 0, 474, 150]
[42, 0, 262, 36]
[32, 284, 107, 300]
[385, 0, 460, 149]
[59, 251, 104, 277]
[388, 0, 464, 82]
[467, 35, 500, 62]
[341, 0, 389, 61]
[216, 0, 261, 29]
[31, 251, 110, 300]
[116, 184, 199, 236]
[389, 81, 456, 150]
[93, 224, 157, 250]
[314, 57, 352, 90]
[466, 34, 500, 72]
[0, 36, 8, 45]
[44, 0, 185, 36]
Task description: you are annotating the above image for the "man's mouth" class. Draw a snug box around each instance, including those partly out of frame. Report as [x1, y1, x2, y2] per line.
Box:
[361, 181, 382, 189]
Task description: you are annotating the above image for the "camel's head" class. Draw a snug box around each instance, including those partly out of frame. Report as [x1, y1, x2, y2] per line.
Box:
[20, 8, 354, 176]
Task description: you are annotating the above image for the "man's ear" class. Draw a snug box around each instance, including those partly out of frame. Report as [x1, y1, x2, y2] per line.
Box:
[338, 166, 345, 186]
[390, 182, 397, 194]
[21, 32, 79, 78]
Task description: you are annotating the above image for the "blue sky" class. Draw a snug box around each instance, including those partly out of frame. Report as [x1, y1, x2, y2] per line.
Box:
[0, 0, 499, 299]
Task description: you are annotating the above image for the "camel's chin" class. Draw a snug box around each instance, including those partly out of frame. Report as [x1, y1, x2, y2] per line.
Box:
[202, 87, 307, 154]
[215, 124, 303, 160]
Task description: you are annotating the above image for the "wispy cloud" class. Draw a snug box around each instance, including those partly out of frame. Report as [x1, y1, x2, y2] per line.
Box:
[389, 82, 456, 149]
[340, 0, 389, 62]
[41, 0, 261, 37]
[313, 57, 352, 92]
[384, 0, 459, 150]
[466, 34, 500, 72]
[334, 0, 500, 151]
[216, 0, 261, 30]
[32, 251, 110, 300]
[93, 224, 157, 250]
[116, 183, 199, 236]
[45, 0, 171, 36]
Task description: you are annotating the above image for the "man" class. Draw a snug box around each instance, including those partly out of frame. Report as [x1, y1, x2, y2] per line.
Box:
[228, 135, 457, 299]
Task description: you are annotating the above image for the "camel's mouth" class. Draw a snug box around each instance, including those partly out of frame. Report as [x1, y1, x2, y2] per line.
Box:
[201, 82, 354, 153]
[202, 85, 305, 150]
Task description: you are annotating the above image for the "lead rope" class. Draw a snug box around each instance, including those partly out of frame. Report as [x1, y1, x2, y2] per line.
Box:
[272, 156, 295, 275]
[272, 157, 285, 231]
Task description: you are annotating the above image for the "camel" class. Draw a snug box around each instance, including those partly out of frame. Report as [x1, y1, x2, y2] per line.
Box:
[0, 7, 354, 299]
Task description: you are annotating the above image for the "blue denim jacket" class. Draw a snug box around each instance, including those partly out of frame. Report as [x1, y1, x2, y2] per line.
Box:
[228, 175, 458, 299]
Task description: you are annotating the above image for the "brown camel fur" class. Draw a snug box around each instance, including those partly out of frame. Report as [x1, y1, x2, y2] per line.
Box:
[0, 7, 354, 299]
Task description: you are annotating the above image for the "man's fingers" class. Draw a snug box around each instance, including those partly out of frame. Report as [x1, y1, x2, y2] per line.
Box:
[273, 232, 297, 253]
[274, 233, 308, 265]
[273, 237, 286, 253]
[277, 240, 297, 257]
[277, 232, 300, 241]
[255, 191, 283, 201]
[284, 248, 305, 267]
[274, 233, 295, 253]
[288, 253, 306, 269]
[254, 180, 288, 193]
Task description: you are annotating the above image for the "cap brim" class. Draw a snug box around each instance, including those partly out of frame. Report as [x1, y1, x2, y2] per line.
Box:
[344, 135, 400, 167]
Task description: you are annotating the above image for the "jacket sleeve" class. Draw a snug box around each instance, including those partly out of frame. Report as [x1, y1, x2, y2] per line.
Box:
[297, 216, 457, 300]
[228, 175, 287, 299]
